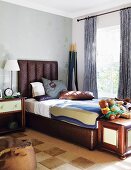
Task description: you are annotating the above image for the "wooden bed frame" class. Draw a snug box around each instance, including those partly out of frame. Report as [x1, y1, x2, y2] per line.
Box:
[18, 60, 98, 150]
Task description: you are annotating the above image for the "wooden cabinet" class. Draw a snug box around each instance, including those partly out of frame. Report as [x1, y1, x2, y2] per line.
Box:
[98, 118, 131, 159]
[0, 98, 25, 134]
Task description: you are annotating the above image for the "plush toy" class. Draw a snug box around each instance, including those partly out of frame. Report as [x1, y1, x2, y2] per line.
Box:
[124, 102, 131, 111]
[120, 112, 131, 119]
[122, 98, 131, 111]
[107, 99, 125, 117]
[110, 98, 131, 119]
[115, 97, 131, 111]
[99, 100, 117, 120]
[99, 99, 131, 120]
[115, 101, 127, 112]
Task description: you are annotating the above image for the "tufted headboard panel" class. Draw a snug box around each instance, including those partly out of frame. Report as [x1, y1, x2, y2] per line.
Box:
[18, 60, 58, 98]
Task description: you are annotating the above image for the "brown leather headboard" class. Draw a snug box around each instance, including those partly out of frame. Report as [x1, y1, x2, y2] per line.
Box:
[18, 60, 58, 98]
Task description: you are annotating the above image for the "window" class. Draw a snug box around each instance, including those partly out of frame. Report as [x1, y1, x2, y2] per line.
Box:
[96, 25, 120, 98]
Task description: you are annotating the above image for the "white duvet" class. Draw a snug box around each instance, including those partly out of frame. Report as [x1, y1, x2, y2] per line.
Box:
[25, 98, 67, 118]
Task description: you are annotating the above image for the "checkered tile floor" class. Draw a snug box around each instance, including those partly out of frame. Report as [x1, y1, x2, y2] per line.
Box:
[3, 129, 131, 170]
[10, 132, 94, 170]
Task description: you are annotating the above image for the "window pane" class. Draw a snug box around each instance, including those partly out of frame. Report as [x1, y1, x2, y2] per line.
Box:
[96, 25, 120, 98]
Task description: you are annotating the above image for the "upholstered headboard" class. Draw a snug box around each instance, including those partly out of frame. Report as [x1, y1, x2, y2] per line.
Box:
[18, 60, 58, 98]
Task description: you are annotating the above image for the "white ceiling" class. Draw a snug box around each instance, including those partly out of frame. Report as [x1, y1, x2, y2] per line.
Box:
[2, 0, 131, 18]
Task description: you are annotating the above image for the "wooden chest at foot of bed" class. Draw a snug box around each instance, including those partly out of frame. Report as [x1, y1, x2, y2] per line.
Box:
[98, 118, 131, 159]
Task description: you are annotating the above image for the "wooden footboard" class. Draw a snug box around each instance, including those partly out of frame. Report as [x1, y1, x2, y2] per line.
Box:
[26, 112, 98, 150]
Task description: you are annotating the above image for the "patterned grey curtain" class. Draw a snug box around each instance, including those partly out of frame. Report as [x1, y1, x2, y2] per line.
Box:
[83, 17, 98, 98]
[118, 8, 131, 98]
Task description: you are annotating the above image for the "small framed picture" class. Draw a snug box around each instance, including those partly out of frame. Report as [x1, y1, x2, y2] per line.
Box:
[0, 89, 2, 98]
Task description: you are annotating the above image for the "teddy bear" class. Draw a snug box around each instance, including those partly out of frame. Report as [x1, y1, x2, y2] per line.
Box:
[109, 98, 131, 119]
[115, 100, 127, 111]
[99, 99, 131, 119]
[107, 99, 125, 117]
[99, 99, 118, 120]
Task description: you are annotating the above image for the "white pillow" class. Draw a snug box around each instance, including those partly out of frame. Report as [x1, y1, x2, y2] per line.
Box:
[30, 82, 45, 97]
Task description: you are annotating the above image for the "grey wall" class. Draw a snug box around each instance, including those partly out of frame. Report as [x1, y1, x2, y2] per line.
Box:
[0, 1, 72, 93]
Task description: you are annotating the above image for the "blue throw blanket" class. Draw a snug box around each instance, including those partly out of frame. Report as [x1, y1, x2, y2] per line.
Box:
[50, 99, 101, 129]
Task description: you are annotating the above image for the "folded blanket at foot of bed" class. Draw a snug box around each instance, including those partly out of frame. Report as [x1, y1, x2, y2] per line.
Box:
[50, 100, 101, 129]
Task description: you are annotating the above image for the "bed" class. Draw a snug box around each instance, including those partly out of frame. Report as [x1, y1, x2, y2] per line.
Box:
[18, 60, 99, 150]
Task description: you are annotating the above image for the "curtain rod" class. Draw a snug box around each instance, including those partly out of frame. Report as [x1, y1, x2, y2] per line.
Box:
[77, 6, 131, 22]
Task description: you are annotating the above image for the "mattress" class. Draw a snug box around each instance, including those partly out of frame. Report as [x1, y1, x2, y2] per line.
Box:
[50, 99, 101, 129]
[25, 99, 101, 128]
[25, 98, 69, 118]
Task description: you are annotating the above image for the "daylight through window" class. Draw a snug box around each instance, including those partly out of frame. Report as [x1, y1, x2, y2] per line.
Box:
[96, 25, 120, 98]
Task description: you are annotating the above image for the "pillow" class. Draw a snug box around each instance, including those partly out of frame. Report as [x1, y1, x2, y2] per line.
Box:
[34, 95, 54, 101]
[59, 91, 94, 100]
[42, 78, 67, 98]
[30, 82, 45, 97]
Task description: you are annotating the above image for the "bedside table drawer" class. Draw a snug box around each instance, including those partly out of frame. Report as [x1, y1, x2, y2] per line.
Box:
[0, 97, 25, 135]
[0, 100, 21, 113]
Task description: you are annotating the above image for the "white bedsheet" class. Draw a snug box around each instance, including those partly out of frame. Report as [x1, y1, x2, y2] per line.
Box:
[25, 98, 67, 118]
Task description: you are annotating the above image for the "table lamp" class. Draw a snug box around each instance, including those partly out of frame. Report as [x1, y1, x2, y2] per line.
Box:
[4, 60, 20, 90]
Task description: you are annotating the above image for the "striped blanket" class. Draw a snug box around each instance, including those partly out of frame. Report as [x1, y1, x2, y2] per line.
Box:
[50, 99, 101, 129]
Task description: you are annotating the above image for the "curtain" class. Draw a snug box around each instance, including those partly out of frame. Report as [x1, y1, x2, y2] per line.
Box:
[67, 44, 78, 91]
[83, 17, 98, 98]
[118, 8, 131, 98]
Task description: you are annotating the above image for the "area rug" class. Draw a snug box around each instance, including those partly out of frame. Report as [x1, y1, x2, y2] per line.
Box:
[2, 129, 131, 170]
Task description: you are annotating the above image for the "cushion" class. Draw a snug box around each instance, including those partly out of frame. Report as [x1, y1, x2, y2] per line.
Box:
[42, 78, 67, 98]
[30, 82, 45, 97]
[34, 95, 54, 101]
[59, 91, 94, 100]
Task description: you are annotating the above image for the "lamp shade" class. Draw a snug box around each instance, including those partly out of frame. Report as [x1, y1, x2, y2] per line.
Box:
[4, 60, 20, 71]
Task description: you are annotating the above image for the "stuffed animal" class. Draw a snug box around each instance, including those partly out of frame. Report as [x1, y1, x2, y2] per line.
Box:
[115, 101, 127, 112]
[99, 99, 131, 120]
[115, 97, 131, 111]
[123, 98, 131, 111]
[120, 112, 131, 119]
[123, 101, 131, 111]
[99, 100, 117, 120]
[108, 99, 131, 119]
[107, 99, 125, 117]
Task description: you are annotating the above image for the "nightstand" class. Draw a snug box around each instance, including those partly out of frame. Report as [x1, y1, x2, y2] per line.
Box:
[98, 118, 131, 159]
[0, 97, 25, 134]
